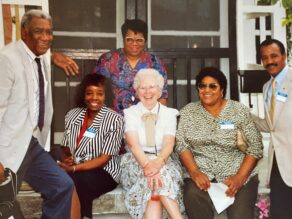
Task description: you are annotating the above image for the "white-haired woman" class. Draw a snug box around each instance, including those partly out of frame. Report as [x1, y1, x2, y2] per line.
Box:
[120, 68, 184, 219]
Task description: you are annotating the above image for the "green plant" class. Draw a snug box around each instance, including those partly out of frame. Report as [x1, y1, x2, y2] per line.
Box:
[258, 0, 292, 25]
[258, 0, 292, 65]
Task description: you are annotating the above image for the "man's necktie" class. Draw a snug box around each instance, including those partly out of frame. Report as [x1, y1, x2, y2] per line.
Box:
[35, 58, 45, 130]
[269, 79, 276, 123]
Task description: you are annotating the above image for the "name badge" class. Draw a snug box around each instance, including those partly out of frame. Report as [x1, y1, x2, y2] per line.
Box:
[276, 92, 288, 102]
[220, 122, 235, 129]
[84, 129, 96, 138]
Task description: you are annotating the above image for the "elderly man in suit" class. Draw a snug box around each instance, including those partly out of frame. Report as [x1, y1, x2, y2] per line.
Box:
[0, 10, 79, 219]
[253, 39, 292, 219]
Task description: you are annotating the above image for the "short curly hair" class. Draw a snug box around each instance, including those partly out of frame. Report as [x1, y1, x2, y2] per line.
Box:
[75, 74, 113, 108]
[121, 19, 148, 41]
[133, 68, 164, 98]
[195, 67, 227, 98]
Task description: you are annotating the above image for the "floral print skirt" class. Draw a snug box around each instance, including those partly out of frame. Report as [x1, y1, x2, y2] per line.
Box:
[120, 152, 185, 219]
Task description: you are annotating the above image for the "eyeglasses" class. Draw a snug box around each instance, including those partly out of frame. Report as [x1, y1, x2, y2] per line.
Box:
[125, 37, 145, 44]
[138, 85, 158, 91]
[197, 83, 220, 91]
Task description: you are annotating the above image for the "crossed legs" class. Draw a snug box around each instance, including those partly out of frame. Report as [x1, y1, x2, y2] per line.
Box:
[144, 196, 183, 219]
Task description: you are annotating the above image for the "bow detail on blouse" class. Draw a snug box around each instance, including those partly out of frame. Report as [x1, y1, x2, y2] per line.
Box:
[141, 112, 157, 147]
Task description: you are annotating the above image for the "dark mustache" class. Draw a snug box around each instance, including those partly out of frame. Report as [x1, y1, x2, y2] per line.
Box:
[265, 63, 277, 68]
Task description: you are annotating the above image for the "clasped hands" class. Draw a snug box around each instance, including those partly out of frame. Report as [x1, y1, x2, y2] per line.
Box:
[191, 169, 246, 197]
[143, 157, 165, 191]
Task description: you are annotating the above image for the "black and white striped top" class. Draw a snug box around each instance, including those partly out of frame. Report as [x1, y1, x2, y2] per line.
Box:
[62, 106, 124, 182]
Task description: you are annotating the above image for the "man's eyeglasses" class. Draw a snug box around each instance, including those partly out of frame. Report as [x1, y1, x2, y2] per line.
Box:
[197, 83, 220, 91]
[125, 37, 145, 44]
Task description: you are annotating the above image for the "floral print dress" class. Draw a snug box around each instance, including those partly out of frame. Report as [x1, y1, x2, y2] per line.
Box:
[120, 103, 184, 219]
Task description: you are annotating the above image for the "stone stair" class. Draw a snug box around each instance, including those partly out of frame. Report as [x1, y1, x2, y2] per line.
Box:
[18, 186, 131, 219]
[17, 185, 267, 219]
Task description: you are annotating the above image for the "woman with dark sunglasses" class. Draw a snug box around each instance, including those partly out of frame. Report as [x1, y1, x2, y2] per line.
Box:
[176, 67, 264, 219]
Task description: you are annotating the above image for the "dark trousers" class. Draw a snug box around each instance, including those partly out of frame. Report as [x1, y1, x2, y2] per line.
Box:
[270, 156, 292, 219]
[17, 137, 74, 219]
[69, 168, 117, 218]
[183, 175, 259, 219]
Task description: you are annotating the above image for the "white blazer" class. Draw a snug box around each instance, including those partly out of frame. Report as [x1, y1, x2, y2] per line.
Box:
[0, 40, 53, 172]
[253, 69, 292, 187]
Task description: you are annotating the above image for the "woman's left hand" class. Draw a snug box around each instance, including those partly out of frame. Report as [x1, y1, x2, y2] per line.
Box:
[58, 161, 74, 172]
[62, 156, 74, 166]
[224, 174, 246, 197]
[143, 158, 164, 177]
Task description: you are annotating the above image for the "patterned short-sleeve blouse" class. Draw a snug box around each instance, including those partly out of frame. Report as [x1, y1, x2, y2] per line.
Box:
[176, 100, 263, 183]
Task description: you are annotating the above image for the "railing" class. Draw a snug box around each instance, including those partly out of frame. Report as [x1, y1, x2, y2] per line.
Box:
[51, 48, 235, 146]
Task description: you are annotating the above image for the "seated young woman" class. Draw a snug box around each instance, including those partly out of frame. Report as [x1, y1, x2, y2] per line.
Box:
[58, 74, 124, 219]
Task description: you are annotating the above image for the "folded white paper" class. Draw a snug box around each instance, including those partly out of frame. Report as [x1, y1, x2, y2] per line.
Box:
[207, 183, 235, 214]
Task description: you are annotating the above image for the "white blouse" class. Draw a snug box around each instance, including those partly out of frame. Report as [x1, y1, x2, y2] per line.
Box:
[124, 102, 179, 153]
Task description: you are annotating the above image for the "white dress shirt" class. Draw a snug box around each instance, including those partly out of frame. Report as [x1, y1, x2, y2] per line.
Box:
[21, 40, 48, 129]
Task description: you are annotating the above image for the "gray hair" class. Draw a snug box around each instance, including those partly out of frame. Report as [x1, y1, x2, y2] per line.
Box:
[133, 68, 164, 96]
[21, 9, 52, 28]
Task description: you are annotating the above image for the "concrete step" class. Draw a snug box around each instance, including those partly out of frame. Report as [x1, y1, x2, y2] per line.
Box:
[17, 186, 269, 219]
[18, 186, 130, 219]
[17, 186, 224, 219]
[17, 191, 42, 219]
[91, 186, 130, 218]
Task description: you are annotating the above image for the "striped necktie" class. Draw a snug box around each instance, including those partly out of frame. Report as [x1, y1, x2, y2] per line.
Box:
[35, 58, 45, 130]
[269, 79, 276, 123]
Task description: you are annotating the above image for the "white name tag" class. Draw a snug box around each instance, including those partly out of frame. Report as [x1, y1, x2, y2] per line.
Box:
[276, 92, 288, 102]
[84, 129, 96, 138]
[220, 122, 235, 129]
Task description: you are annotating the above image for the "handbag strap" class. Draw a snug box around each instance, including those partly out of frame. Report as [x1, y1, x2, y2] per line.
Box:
[231, 101, 242, 130]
